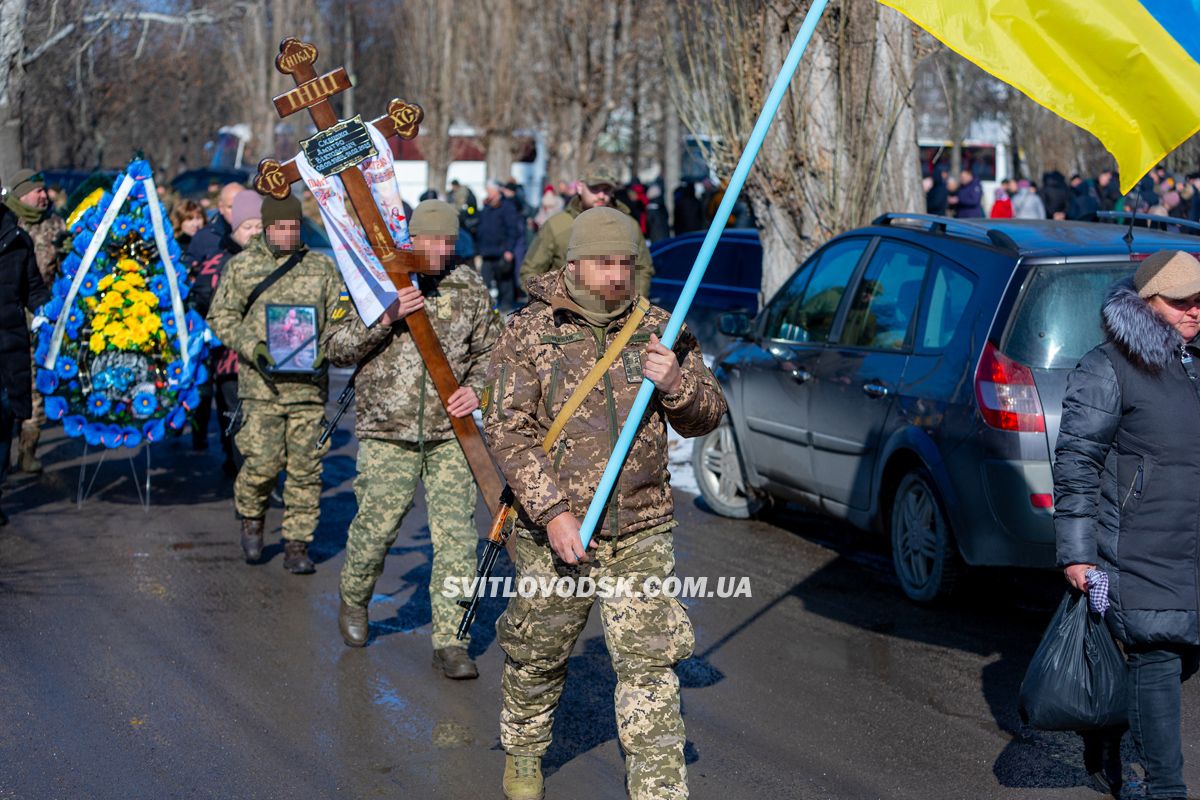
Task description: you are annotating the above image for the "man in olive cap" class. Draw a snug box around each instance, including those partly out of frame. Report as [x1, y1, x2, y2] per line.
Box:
[323, 199, 500, 675]
[207, 193, 343, 574]
[519, 165, 654, 298]
[484, 206, 726, 799]
[6, 169, 65, 473]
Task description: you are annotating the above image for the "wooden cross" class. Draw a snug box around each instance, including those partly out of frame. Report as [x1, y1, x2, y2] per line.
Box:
[254, 37, 504, 516]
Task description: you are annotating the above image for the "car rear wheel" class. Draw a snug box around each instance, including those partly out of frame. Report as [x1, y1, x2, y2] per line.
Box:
[692, 418, 764, 519]
[890, 470, 962, 603]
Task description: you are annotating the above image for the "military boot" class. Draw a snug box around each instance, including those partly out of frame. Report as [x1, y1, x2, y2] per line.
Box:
[17, 428, 41, 474]
[240, 517, 264, 563]
[502, 754, 544, 800]
[283, 540, 316, 574]
[338, 595, 368, 647]
[433, 646, 479, 680]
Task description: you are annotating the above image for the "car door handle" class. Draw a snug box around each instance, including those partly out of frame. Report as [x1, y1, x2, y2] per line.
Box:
[790, 368, 811, 384]
[862, 382, 889, 398]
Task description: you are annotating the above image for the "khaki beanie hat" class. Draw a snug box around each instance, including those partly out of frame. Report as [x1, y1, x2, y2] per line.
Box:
[1134, 250, 1200, 299]
[8, 169, 42, 198]
[567, 206, 638, 262]
[579, 164, 618, 188]
[261, 193, 302, 228]
[409, 199, 459, 236]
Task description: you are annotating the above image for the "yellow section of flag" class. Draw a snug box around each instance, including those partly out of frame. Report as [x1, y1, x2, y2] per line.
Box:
[881, 0, 1200, 193]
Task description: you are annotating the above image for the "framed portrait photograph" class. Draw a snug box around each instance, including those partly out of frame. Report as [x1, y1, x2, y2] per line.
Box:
[265, 304, 320, 374]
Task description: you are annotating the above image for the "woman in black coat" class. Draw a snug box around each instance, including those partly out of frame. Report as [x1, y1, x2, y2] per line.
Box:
[0, 203, 50, 520]
[1054, 249, 1200, 800]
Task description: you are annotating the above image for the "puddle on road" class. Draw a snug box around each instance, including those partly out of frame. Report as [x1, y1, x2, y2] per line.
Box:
[431, 720, 473, 749]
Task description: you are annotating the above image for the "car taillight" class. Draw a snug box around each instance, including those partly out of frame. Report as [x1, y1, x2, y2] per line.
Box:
[974, 342, 1046, 432]
[1030, 493, 1054, 509]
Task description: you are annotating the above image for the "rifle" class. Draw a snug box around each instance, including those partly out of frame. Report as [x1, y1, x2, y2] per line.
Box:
[318, 380, 354, 449]
[457, 485, 516, 640]
[224, 400, 243, 439]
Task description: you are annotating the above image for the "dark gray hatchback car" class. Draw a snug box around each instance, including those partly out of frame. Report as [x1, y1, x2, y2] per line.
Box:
[695, 214, 1200, 602]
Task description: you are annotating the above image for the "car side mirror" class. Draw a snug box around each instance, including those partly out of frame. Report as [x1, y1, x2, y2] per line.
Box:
[718, 311, 753, 338]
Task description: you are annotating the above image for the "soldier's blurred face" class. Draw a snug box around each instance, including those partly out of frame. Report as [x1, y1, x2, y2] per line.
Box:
[232, 218, 263, 247]
[266, 219, 301, 252]
[578, 182, 614, 210]
[19, 186, 48, 210]
[413, 234, 456, 274]
[572, 255, 634, 303]
[218, 183, 244, 225]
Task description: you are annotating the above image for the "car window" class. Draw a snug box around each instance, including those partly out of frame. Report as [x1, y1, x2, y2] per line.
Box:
[836, 240, 929, 350]
[763, 238, 868, 342]
[1003, 263, 1132, 369]
[919, 259, 976, 351]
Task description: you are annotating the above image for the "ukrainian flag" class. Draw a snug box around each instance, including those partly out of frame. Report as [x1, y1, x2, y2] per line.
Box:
[881, 0, 1200, 193]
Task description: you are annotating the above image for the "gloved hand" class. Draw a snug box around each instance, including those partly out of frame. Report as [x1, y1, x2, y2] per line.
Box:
[312, 350, 326, 369]
[252, 341, 275, 372]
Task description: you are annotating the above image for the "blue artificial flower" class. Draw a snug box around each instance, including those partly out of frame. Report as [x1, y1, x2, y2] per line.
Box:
[123, 427, 142, 449]
[61, 254, 81, 278]
[101, 424, 124, 449]
[181, 387, 200, 411]
[68, 380, 79, 391]
[78, 273, 99, 297]
[166, 405, 187, 431]
[83, 422, 104, 446]
[187, 335, 204, 358]
[52, 277, 71, 297]
[185, 309, 205, 335]
[72, 230, 93, 255]
[41, 296, 64, 322]
[129, 160, 152, 181]
[113, 215, 134, 236]
[132, 392, 157, 418]
[65, 306, 82, 330]
[166, 359, 188, 387]
[175, 274, 190, 301]
[55, 356, 78, 380]
[143, 418, 165, 443]
[33, 334, 49, 367]
[148, 274, 168, 300]
[114, 403, 126, 416]
[136, 223, 149, 237]
[64, 415, 86, 438]
[45, 396, 67, 421]
[162, 312, 178, 336]
[86, 392, 111, 418]
[194, 364, 209, 386]
[35, 369, 57, 395]
[167, 239, 181, 262]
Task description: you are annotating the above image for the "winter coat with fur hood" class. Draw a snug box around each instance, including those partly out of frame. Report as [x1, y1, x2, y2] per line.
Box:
[1054, 277, 1200, 646]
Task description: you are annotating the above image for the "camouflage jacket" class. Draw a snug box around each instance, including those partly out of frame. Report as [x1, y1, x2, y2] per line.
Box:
[520, 196, 654, 297]
[206, 235, 342, 404]
[18, 213, 65, 285]
[323, 262, 500, 442]
[483, 269, 726, 538]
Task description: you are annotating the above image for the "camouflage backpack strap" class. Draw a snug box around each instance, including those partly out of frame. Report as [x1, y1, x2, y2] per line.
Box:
[541, 296, 651, 453]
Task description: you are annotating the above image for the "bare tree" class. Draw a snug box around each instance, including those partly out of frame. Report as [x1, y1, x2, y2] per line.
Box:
[665, 0, 922, 295]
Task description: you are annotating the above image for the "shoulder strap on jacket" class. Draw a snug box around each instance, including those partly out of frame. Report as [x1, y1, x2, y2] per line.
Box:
[241, 250, 305, 320]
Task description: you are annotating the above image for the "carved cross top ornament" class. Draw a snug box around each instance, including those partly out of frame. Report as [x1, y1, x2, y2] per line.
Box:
[255, 37, 503, 515]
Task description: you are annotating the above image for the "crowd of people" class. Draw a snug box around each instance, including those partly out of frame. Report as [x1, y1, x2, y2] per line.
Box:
[925, 163, 1200, 227]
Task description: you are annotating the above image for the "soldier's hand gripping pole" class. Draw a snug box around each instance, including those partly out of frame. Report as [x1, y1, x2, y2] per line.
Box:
[457, 485, 516, 640]
[318, 381, 355, 449]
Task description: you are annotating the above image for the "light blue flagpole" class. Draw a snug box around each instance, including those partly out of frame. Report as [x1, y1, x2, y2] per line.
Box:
[578, 0, 831, 549]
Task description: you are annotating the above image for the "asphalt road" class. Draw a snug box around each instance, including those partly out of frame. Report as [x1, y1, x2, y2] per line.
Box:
[1, 384, 1197, 799]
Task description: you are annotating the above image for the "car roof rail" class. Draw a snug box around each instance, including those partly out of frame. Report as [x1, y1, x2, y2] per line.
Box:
[1095, 210, 1200, 236]
[871, 212, 1019, 252]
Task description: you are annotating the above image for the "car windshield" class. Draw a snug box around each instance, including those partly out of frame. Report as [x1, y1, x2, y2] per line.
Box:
[1002, 263, 1132, 369]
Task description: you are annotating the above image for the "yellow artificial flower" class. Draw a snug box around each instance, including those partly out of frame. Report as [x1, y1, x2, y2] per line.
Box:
[145, 315, 161, 333]
[117, 258, 140, 273]
[123, 273, 146, 288]
[85, 297, 97, 310]
[98, 274, 115, 291]
[128, 303, 151, 320]
[89, 331, 105, 354]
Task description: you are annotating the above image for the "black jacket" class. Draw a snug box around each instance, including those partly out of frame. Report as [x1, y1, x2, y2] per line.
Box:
[184, 215, 231, 276]
[1054, 279, 1200, 646]
[475, 198, 523, 258]
[0, 207, 50, 419]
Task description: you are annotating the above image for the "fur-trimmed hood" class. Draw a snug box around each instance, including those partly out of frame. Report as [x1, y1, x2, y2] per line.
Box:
[1102, 278, 1187, 372]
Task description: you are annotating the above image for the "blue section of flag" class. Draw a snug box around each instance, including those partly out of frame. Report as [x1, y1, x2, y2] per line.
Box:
[1139, 0, 1200, 65]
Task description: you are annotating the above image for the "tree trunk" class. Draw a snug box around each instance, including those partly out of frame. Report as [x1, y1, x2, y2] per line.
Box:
[754, 197, 809, 299]
[486, 131, 512, 182]
[0, 0, 27, 179]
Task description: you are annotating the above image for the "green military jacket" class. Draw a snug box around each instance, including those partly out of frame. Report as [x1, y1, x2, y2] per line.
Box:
[206, 235, 342, 405]
[323, 262, 501, 442]
[520, 196, 654, 297]
[19, 213, 65, 285]
[483, 269, 726, 538]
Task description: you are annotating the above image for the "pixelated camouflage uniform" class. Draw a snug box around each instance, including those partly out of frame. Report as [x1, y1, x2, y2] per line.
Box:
[520, 196, 654, 297]
[483, 269, 726, 799]
[19, 213, 65, 456]
[206, 234, 342, 543]
[323, 263, 500, 648]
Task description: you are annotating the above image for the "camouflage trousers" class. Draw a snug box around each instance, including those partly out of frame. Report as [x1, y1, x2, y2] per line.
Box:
[498, 525, 694, 799]
[233, 399, 329, 542]
[340, 437, 477, 650]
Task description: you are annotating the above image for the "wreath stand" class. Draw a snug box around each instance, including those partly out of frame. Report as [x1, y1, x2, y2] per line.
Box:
[76, 442, 152, 511]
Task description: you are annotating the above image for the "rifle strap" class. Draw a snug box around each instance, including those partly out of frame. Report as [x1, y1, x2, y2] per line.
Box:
[241, 250, 305, 320]
[542, 296, 650, 454]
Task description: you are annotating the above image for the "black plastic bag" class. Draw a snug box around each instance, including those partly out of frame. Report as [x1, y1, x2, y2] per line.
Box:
[1018, 591, 1128, 731]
